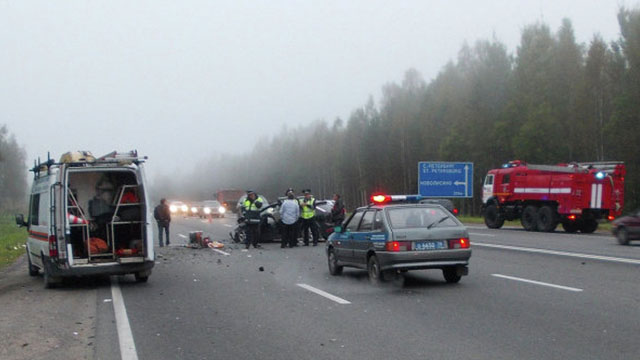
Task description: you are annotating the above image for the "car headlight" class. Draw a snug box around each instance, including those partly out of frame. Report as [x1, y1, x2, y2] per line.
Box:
[204, 207, 211, 214]
[170, 205, 177, 213]
[219, 207, 226, 214]
[181, 205, 188, 212]
[191, 207, 198, 213]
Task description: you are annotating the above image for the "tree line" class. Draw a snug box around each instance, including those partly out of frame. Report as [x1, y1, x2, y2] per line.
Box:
[168, 8, 640, 214]
[0, 125, 27, 213]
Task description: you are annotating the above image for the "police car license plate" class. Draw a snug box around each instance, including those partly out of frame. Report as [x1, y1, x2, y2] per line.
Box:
[414, 241, 446, 251]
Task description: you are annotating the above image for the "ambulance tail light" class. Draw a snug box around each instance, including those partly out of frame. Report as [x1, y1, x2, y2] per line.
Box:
[568, 215, 577, 221]
[608, 215, 615, 221]
[453, 208, 459, 215]
[49, 235, 58, 258]
[448, 238, 470, 249]
[386, 241, 411, 251]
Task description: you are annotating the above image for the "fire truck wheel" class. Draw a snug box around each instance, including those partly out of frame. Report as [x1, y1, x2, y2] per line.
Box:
[616, 227, 630, 245]
[521, 205, 539, 231]
[536, 206, 558, 232]
[484, 204, 504, 229]
[580, 219, 598, 234]
[562, 222, 579, 233]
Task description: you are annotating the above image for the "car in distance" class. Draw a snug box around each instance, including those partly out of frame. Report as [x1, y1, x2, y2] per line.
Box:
[169, 201, 189, 216]
[419, 198, 459, 216]
[611, 209, 640, 245]
[326, 194, 471, 285]
[201, 200, 226, 218]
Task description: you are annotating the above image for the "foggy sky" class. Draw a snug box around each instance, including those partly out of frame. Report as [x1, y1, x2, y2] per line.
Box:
[0, 0, 630, 182]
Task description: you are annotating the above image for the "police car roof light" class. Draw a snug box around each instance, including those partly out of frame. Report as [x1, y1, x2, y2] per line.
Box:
[371, 194, 424, 204]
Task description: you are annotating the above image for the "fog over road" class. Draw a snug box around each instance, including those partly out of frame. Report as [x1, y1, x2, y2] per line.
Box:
[1, 216, 639, 359]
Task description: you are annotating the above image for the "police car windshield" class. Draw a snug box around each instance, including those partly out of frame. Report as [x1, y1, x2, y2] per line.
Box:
[387, 207, 457, 229]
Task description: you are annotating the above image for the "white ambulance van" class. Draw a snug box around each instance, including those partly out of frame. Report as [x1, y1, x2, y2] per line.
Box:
[16, 151, 155, 288]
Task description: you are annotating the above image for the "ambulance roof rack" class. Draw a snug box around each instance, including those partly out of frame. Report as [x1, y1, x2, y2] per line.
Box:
[97, 150, 147, 164]
[30, 152, 56, 179]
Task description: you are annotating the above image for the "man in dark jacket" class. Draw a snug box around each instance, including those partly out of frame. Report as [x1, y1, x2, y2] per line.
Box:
[331, 193, 345, 225]
[154, 198, 171, 247]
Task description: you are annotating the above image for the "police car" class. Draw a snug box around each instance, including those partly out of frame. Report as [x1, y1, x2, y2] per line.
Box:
[326, 194, 471, 284]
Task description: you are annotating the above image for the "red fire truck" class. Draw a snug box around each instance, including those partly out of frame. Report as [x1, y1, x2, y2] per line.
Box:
[482, 160, 625, 233]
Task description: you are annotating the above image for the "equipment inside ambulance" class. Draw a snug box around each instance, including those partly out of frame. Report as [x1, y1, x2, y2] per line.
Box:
[15, 150, 154, 288]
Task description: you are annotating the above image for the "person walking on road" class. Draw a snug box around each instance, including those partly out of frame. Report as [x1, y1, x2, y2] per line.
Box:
[300, 189, 319, 246]
[242, 190, 263, 249]
[279, 188, 300, 248]
[330, 193, 346, 225]
[154, 198, 171, 247]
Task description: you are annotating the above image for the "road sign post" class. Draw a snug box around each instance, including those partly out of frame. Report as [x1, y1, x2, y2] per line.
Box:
[418, 162, 473, 198]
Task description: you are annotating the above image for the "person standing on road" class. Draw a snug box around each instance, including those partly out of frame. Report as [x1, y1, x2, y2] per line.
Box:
[242, 190, 263, 249]
[300, 189, 319, 246]
[154, 198, 171, 247]
[279, 188, 300, 248]
[330, 193, 345, 225]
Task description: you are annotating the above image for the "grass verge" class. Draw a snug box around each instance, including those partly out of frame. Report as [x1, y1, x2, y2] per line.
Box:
[0, 214, 27, 269]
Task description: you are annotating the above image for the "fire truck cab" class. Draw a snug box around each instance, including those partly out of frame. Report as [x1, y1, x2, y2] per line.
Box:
[482, 160, 625, 233]
[15, 151, 155, 288]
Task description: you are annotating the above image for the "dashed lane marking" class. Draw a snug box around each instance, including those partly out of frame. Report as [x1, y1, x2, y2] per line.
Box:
[297, 283, 351, 304]
[473, 242, 640, 265]
[110, 276, 139, 360]
[178, 234, 187, 239]
[492, 274, 583, 292]
[223, 224, 234, 228]
[212, 249, 230, 256]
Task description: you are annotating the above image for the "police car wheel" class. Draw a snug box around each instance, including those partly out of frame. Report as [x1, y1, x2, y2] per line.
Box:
[443, 267, 462, 284]
[328, 249, 343, 275]
[367, 255, 382, 284]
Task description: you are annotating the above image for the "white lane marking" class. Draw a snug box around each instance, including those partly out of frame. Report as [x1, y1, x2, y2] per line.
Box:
[297, 283, 351, 305]
[469, 232, 495, 237]
[212, 248, 230, 256]
[178, 234, 187, 239]
[492, 274, 583, 292]
[474, 242, 640, 265]
[223, 224, 234, 228]
[110, 277, 139, 360]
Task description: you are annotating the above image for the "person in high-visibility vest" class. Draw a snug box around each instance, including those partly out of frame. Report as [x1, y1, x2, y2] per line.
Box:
[299, 189, 319, 246]
[242, 190, 263, 249]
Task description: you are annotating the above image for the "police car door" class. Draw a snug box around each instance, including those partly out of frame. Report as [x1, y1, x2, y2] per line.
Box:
[352, 210, 375, 264]
[337, 209, 365, 263]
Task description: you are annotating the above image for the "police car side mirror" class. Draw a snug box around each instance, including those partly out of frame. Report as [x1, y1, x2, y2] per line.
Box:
[15, 214, 27, 227]
[334, 226, 342, 233]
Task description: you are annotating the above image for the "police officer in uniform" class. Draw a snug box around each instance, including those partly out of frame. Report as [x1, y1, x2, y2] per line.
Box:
[242, 190, 263, 249]
[300, 189, 319, 246]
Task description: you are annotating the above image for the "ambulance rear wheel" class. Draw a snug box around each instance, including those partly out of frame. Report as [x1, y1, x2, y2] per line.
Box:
[580, 219, 598, 234]
[521, 206, 538, 231]
[27, 252, 39, 276]
[562, 222, 579, 233]
[43, 262, 61, 289]
[536, 206, 558, 232]
[135, 272, 149, 283]
[484, 204, 504, 229]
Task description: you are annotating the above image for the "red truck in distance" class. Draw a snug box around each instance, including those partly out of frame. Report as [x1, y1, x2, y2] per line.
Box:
[482, 160, 625, 233]
[216, 189, 246, 213]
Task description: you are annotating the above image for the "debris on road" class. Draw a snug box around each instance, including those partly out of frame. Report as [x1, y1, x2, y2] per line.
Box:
[259, 266, 264, 272]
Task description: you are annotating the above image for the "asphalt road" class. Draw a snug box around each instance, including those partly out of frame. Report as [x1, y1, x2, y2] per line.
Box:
[2, 216, 640, 359]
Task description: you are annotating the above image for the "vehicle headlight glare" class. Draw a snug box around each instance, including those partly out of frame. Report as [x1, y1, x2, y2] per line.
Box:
[219, 207, 226, 214]
[204, 207, 211, 214]
[191, 207, 198, 213]
[181, 205, 188, 212]
[170, 205, 177, 213]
